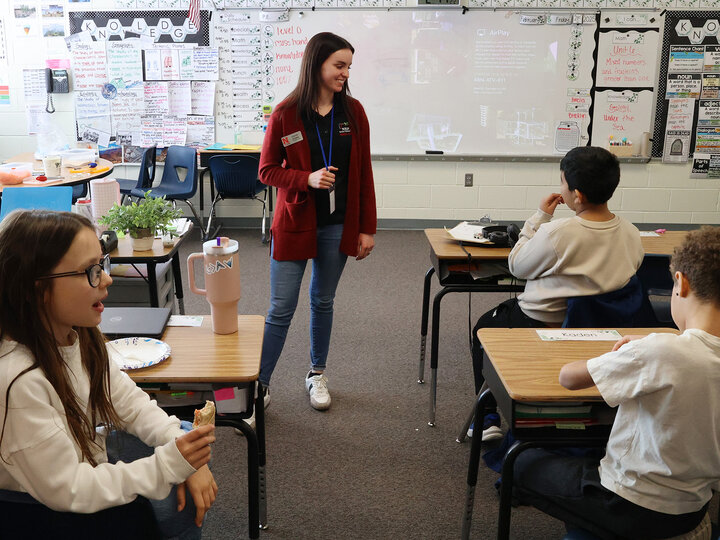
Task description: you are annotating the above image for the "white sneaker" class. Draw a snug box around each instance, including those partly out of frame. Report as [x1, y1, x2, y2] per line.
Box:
[305, 371, 331, 410]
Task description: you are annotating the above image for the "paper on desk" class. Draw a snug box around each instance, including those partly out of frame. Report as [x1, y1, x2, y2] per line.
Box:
[167, 315, 204, 327]
[536, 329, 622, 341]
[639, 231, 660, 237]
[444, 221, 491, 244]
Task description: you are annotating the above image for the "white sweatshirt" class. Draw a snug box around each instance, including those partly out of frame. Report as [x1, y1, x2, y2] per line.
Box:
[508, 210, 644, 323]
[0, 335, 196, 513]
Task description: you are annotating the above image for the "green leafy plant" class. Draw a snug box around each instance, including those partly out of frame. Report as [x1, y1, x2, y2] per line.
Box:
[98, 191, 184, 238]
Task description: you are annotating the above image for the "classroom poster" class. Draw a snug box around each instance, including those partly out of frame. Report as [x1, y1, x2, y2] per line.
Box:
[106, 41, 143, 88]
[662, 98, 693, 163]
[186, 115, 214, 148]
[70, 41, 107, 90]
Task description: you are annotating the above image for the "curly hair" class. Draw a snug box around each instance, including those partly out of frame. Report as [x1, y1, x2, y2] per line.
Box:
[670, 226, 720, 306]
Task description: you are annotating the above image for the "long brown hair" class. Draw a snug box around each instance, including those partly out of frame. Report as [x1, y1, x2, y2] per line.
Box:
[0, 210, 122, 466]
[283, 31, 357, 129]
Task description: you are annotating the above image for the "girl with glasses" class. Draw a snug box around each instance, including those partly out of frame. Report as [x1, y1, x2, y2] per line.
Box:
[0, 210, 216, 539]
[258, 32, 377, 411]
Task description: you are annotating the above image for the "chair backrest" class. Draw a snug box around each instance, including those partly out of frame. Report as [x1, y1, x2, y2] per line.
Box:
[208, 155, 262, 198]
[0, 186, 73, 220]
[156, 146, 197, 199]
[135, 146, 157, 191]
[563, 275, 660, 328]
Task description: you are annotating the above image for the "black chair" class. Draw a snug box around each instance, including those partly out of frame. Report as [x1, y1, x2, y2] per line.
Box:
[130, 146, 202, 230]
[71, 182, 88, 204]
[116, 147, 156, 203]
[206, 155, 268, 243]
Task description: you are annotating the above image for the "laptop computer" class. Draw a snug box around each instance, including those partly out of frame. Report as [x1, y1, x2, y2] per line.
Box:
[99, 307, 172, 339]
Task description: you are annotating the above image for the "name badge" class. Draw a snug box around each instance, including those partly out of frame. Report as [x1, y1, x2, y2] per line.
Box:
[281, 131, 303, 147]
[338, 122, 351, 135]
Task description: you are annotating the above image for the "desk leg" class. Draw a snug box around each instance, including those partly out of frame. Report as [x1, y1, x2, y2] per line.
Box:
[256, 382, 268, 530]
[461, 389, 494, 540]
[418, 266, 436, 384]
[457, 390, 481, 444]
[199, 168, 209, 214]
[171, 253, 185, 315]
[429, 286, 453, 426]
[233, 419, 261, 539]
[148, 262, 159, 308]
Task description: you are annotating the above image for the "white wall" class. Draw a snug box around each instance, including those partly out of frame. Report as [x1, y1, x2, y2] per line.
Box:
[72, 158, 715, 226]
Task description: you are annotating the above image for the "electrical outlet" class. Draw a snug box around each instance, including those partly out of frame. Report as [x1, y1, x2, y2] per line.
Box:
[464, 173, 473, 187]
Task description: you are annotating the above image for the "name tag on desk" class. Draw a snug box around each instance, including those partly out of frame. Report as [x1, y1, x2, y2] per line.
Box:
[281, 131, 303, 147]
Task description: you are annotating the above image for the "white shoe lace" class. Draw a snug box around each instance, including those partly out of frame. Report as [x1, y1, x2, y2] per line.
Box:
[311, 375, 329, 400]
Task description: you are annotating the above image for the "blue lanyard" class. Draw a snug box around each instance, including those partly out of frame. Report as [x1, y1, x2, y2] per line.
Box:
[315, 106, 334, 171]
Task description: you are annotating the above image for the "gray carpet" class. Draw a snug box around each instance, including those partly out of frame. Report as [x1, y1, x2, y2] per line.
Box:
[174, 227, 567, 539]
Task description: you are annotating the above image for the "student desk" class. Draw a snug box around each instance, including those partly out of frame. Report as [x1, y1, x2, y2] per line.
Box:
[420, 229, 523, 426]
[108, 228, 192, 315]
[129, 315, 267, 539]
[461, 327, 678, 540]
[421, 228, 688, 427]
[1, 153, 113, 193]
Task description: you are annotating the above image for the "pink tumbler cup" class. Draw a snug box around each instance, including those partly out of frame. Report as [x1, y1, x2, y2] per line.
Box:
[187, 237, 241, 334]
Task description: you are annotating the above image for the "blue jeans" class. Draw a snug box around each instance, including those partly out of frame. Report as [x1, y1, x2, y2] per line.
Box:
[260, 224, 348, 385]
[106, 421, 202, 540]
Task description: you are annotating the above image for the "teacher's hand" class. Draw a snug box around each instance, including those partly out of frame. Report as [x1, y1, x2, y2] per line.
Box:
[308, 166, 337, 189]
[356, 233, 375, 260]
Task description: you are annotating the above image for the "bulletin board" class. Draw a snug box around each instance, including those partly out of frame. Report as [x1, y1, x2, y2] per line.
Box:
[66, 10, 216, 163]
[652, 11, 720, 163]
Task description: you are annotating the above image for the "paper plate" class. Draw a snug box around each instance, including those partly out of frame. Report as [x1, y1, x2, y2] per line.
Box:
[107, 337, 171, 371]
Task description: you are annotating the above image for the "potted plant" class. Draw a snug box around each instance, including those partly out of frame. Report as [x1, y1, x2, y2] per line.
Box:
[99, 191, 184, 251]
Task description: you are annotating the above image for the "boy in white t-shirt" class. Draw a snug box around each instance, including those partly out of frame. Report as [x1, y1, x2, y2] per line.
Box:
[513, 226, 720, 539]
[471, 146, 643, 440]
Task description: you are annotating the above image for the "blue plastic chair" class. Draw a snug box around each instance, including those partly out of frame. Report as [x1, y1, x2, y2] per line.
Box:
[0, 186, 73, 220]
[117, 146, 156, 202]
[207, 154, 268, 242]
[130, 146, 201, 228]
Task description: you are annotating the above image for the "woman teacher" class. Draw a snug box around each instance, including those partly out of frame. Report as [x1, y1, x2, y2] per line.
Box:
[258, 32, 377, 410]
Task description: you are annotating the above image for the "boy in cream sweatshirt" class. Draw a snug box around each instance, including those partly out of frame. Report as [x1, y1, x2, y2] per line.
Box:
[471, 146, 643, 440]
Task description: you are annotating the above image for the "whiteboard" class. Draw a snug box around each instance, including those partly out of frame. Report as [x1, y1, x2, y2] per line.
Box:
[216, 10, 598, 156]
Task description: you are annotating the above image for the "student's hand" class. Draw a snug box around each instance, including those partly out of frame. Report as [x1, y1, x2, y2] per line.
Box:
[356, 233, 375, 260]
[308, 166, 338, 189]
[177, 465, 218, 527]
[539, 193, 564, 215]
[176, 425, 215, 470]
[611, 334, 645, 351]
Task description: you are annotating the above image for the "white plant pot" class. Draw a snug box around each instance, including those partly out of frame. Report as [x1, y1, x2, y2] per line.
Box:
[130, 229, 154, 251]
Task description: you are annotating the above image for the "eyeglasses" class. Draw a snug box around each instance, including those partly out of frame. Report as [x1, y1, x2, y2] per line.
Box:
[37, 254, 111, 288]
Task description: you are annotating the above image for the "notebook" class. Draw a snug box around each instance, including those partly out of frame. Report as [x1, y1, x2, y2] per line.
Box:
[99, 307, 172, 339]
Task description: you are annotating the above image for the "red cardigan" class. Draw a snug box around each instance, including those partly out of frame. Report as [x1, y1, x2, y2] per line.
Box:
[259, 97, 377, 261]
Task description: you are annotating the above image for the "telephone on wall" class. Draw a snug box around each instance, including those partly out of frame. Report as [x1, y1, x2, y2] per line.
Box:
[45, 68, 69, 113]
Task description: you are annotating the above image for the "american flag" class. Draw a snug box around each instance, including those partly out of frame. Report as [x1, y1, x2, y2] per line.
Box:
[188, 0, 200, 32]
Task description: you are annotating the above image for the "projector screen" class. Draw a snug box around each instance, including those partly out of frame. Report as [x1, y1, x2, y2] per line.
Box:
[257, 10, 598, 156]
